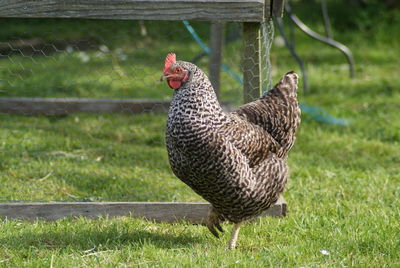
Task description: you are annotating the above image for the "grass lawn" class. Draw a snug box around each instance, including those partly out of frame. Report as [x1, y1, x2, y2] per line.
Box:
[1, 1, 400, 267]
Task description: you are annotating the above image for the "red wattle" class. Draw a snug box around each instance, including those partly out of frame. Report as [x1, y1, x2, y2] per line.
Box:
[168, 80, 182, 89]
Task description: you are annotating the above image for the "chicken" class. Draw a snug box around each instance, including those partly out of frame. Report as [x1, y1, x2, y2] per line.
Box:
[162, 53, 301, 249]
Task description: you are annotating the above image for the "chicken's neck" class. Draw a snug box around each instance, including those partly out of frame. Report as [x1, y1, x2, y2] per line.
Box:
[168, 76, 227, 132]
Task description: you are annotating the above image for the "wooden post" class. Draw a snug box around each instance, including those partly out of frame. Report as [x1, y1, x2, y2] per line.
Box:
[243, 22, 262, 103]
[209, 21, 224, 99]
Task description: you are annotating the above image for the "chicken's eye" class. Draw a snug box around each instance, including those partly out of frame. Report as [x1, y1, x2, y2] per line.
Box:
[174, 67, 183, 73]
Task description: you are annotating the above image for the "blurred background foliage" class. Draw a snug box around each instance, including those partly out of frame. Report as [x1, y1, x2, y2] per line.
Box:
[1, 0, 398, 44]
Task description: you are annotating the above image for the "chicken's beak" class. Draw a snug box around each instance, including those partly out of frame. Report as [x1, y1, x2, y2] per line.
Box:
[160, 74, 169, 81]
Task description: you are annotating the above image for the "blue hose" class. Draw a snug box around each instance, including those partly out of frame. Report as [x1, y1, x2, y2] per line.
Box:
[300, 104, 349, 125]
[182, 20, 349, 126]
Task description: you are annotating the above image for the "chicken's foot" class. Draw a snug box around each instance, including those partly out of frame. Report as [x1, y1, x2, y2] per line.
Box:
[206, 207, 224, 238]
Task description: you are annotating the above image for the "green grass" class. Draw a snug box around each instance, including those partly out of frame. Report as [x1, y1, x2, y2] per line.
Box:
[1, 1, 400, 266]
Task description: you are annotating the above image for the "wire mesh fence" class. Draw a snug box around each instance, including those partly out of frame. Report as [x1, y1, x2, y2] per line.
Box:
[0, 19, 248, 102]
[0, 18, 274, 203]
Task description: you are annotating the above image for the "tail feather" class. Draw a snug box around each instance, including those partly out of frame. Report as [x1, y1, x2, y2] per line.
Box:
[266, 71, 298, 98]
[233, 71, 301, 157]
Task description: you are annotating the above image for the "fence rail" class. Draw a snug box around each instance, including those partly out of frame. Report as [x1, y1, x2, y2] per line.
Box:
[0, 197, 286, 222]
[0, 0, 271, 22]
[0, 97, 171, 115]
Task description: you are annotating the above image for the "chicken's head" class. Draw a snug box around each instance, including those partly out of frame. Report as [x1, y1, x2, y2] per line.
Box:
[161, 53, 190, 89]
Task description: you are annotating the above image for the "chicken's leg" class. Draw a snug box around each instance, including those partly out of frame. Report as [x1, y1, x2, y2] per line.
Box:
[206, 207, 224, 238]
[228, 223, 241, 250]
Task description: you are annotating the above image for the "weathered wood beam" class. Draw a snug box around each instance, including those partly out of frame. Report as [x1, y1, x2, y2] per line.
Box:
[0, 197, 286, 222]
[0, 0, 269, 22]
[0, 97, 171, 115]
[0, 97, 237, 115]
[243, 22, 262, 103]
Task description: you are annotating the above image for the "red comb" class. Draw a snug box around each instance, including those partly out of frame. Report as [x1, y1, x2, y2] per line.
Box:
[163, 53, 176, 73]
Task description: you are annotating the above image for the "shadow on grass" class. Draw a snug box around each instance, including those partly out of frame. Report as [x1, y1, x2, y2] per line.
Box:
[0, 221, 204, 250]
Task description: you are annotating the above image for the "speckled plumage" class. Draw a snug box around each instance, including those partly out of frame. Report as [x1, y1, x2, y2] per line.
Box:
[165, 59, 300, 245]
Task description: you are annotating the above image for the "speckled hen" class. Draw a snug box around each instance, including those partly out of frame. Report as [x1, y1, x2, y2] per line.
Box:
[161, 53, 301, 249]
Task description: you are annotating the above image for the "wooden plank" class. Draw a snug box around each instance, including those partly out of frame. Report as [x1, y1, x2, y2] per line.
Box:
[0, 197, 286, 222]
[0, 0, 269, 22]
[0, 97, 171, 115]
[259, 196, 287, 218]
[0, 202, 209, 223]
[243, 22, 262, 103]
[0, 97, 237, 115]
[209, 21, 224, 99]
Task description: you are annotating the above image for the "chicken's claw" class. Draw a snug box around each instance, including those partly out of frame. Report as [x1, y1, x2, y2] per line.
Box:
[206, 207, 224, 238]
